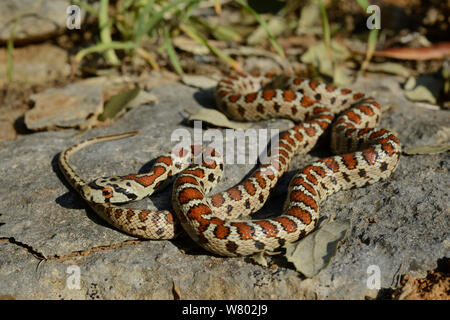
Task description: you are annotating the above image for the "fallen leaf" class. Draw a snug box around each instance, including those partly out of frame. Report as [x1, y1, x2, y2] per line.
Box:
[301, 41, 351, 79]
[353, 42, 450, 61]
[284, 219, 351, 278]
[366, 62, 412, 77]
[172, 280, 182, 300]
[186, 107, 252, 130]
[403, 144, 450, 155]
[98, 86, 141, 121]
[250, 251, 268, 267]
[182, 75, 218, 89]
[247, 17, 287, 46]
[403, 75, 443, 104]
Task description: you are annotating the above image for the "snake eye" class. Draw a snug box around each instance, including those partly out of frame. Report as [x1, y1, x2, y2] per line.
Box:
[102, 188, 113, 198]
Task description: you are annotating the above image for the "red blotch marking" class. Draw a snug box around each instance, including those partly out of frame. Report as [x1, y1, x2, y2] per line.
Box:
[353, 93, 365, 100]
[165, 212, 175, 224]
[363, 148, 377, 165]
[341, 88, 352, 95]
[370, 129, 388, 140]
[228, 94, 241, 103]
[123, 165, 165, 187]
[326, 84, 336, 92]
[211, 194, 225, 207]
[218, 90, 229, 98]
[287, 207, 312, 225]
[273, 217, 297, 233]
[344, 127, 356, 137]
[183, 168, 205, 178]
[252, 171, 267, 189]
[125, 209, 135, 222]
[214, 224, 231, 239]
[138, 210, 149, 222]
[226, 74, 238, 80]
[175, 176, 199, 188]
[358, 128, 372, 136]
[309, 81, 319, 89]
[305, 126, 316, 137]
[114, 209, 123, 219]
[283, 90, 296, 102]
[245, 92, 258, 103]
[301, 96, 317, 107]
[345, 111, 361, 124]
[290, 177, 317, 196]
[357, 105, 375, 116]
[302, 166, 318, 185]
[381, 143, 395, 156]
[294, 131, 303, 142]
[372, 101, 381, 109]
[342, 153, 357, 169]
[242, 180, 256, 196]
[293, 77, 303, 85]
[278, 148, 289, 159]
[178, 187, 203, 204]
[262, 89, 276, 101]
[279, 141, 292, 153]
[290, 190, 318, 211]
[320, 158, 339, 172]
[231, 222, 254, 240]
[228, 188, 242, 200]
[312, 106, 329, 114]
[254, 221, 278, 237]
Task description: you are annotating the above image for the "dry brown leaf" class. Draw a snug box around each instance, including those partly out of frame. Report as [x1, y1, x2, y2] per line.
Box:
[354, 42, 450, 61]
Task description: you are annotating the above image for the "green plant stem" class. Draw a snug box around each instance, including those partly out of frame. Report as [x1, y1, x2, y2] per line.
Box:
[74, 41, 137, 64]
[99, 0, 120, 65]
[319, 0, 333, 70]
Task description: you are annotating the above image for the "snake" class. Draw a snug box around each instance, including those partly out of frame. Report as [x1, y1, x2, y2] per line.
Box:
[58, 72, 401, 257]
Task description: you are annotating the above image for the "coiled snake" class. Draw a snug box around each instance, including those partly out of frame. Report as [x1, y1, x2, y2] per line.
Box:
[58, 72, 401, 257]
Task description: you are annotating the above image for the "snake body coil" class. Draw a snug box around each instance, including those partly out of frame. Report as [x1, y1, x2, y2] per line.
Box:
[58, 73, 401, 256]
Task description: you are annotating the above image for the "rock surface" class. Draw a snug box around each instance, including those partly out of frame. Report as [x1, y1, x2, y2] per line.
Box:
[0, 0, 73, 44]
[25, 81, 103, 130]
[0, 74, 448, 299]
[0, 44, 70, 86]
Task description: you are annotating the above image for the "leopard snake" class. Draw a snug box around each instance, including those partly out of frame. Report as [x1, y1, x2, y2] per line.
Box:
[58, 72, 401, 257]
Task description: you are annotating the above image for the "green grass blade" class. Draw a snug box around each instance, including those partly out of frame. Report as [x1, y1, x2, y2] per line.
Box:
[135, 0, 155, 46]
[74, 41, 137, 64]
[319, 0, 332, 63]
[234, 0, 285, 58]
[141, 0, 200, 37]
[71, 0, 98, 16]
[163, 26, 184, 74]
[355, 0, 379, 71]
[99, 0, 120, 65]
[7, 22, 17, 82]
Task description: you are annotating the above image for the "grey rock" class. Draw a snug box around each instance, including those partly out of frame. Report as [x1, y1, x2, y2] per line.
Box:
[0, 74, 448, 299]
[25, 81, 103, 130]
[0, 0, 77, 44]
[0, 44, 69, 86]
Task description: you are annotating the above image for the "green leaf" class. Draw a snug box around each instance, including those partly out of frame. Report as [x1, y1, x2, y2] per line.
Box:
[163, 26, 184, 75]
[98, 86, 141, 121]
[284, 219, 351, 277]
[403, 144, 450, 155]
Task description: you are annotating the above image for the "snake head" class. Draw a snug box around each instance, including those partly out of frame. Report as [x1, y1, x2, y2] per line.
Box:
[81, 177, 137, 204]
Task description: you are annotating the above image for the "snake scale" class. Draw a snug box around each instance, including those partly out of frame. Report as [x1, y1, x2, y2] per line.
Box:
[58, 72, 401, 257]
